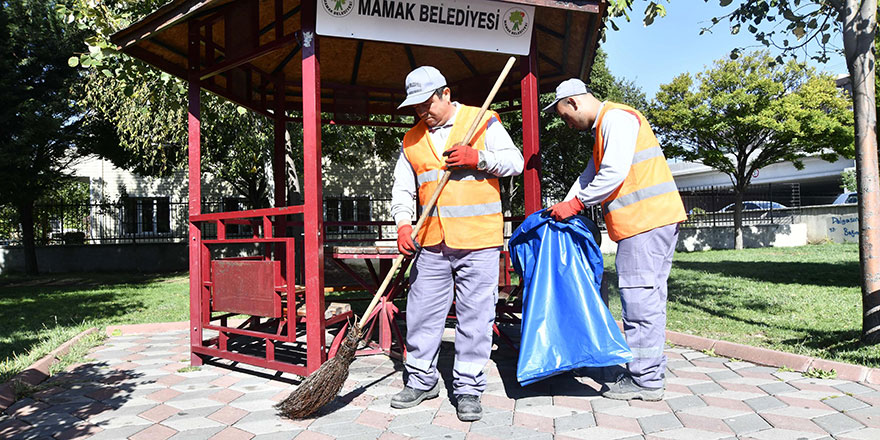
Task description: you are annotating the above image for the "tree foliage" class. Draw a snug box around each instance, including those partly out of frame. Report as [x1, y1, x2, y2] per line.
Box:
[497, 49, 648, 211]
[652, 51, 853, 246]
[0, 0, 115, 274]
[63, 0, 405, 207]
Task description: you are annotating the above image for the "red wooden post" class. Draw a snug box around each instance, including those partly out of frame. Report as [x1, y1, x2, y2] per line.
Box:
[187, 19, 204, 366]
[301, 0, 327, 373]
[273, 74, 287, 209]
[521, 32, 542, 215]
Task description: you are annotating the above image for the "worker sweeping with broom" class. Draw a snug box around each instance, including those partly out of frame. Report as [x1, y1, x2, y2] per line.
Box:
[276, 58, 518, 421]
[543, 78, 687, 401]
[389, 66, 523, 422]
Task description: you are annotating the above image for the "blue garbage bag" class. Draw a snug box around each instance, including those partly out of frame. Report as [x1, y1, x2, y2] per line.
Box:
[509, 210, 632, 385]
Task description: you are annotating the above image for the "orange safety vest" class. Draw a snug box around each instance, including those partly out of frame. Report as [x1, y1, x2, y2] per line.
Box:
[402, 105, 503, 249]
[593, 102, 687, 242]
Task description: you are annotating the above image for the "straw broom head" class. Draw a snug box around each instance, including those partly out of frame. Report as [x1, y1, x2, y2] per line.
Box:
[275, 323, 362, 419]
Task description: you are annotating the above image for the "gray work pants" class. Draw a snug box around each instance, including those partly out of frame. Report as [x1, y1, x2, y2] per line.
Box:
[404, 243, 500, 396]
[615, 223, 679, 389]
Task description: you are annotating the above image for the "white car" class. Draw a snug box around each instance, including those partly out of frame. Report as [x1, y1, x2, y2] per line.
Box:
[719, 201, 787, 212]
[833, 191, 858, 205]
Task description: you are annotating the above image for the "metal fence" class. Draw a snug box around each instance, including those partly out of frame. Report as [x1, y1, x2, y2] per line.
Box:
[679, 183, 800, 228]
[0, 198, 401, 246]
[0, 184, 803, 246]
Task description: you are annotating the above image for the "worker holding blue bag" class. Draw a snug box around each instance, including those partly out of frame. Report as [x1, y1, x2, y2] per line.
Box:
[542, 78, 687, 401]
[509, 213, 632, 386]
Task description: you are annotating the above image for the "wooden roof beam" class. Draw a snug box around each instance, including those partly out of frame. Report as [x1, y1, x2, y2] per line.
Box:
[455, 51, 479, 77]
[112, 0, 216, 49]
[200, 33, 297, 80]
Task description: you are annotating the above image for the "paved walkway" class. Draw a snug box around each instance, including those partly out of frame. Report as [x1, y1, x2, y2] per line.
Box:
[2, 327, 880, 440]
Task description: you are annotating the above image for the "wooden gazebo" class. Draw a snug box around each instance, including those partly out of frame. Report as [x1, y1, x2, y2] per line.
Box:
[111, 0, 607, 376]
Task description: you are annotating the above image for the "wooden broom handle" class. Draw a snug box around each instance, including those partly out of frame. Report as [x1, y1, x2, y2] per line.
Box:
[357, 56, 517, 329]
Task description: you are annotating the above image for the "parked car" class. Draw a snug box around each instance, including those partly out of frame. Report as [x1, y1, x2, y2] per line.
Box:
[833, 191, 858, 205]
[718, 201, 787, 212]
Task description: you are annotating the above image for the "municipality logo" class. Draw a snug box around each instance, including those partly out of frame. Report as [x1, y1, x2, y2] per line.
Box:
[502, 8, 529, 37]
[321, 0, 354, 17]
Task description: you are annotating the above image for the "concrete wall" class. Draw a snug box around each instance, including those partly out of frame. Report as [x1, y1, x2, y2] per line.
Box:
[0, 243, 370, 280]
[0, 243, 188, 274]
[792, 204, 859, 243]
[596, 223, 809, 254]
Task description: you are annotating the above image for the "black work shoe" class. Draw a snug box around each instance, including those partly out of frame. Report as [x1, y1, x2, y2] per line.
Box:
[602, 375, 664, 401]
[390, 384, 440, 409]
[455, 394, 483, 422]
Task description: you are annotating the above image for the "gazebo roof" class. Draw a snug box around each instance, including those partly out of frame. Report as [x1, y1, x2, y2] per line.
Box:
[111, 0, 607, 117]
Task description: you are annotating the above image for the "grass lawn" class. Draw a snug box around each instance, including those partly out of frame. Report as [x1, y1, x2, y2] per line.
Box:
[604, 242, 880, 368]
[0, 272, 188, 383]
[1, 242, 877, 385]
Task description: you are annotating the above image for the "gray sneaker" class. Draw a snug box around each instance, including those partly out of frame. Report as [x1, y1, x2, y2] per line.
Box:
[602, 375, 664, 401]
[455, 394, 483, 422]
[390, 384, 440, 409]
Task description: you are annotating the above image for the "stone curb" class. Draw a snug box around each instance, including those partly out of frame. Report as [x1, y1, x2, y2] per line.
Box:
[665, 329, 879, 383]
[105, 321, 189, 336]
[0, 327, 98, 412]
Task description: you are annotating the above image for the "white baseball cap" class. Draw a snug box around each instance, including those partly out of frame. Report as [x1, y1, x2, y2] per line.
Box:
[398, 66, 447, 109]
[542, 78, 592, 113]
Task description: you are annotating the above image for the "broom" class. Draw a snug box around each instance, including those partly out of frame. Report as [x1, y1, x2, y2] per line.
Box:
[276, 56, 517, 419]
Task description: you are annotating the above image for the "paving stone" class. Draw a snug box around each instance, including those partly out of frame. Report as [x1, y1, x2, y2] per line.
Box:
[746, 428, 829, 439]
[665, 395, 707, 413]
[559, 426, 642, 440]
[251, 432, 304, 440]
[834, 382, 876, 396]
[637, 412, 682, 433]
[554, 412, 596, 433]
[514, 395, 553, 410]
[167, 426, 226, 440]
[306, 409, 360, 427]
[469, 410, 514, 428]
[837, 427, 880, 440]
[310, 421, 384, 439]
[743, 395, 787, 412]
[723, 413, 771, 435]
[823, 395, 870, 412]
[812, 412, 865, 435]
[757, 381, 798, 395]
[590, 398, 631, 412]
[687, 382, 725, 395]
[161, 414, 226, 432]
[706, 370, 741, 382]
[469, 423, 552, 439]
[80, 424, 150, 440]
[386, 409, 435, 429]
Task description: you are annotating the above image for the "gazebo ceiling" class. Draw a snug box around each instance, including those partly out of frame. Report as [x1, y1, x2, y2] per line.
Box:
[112, 0, 606, 118]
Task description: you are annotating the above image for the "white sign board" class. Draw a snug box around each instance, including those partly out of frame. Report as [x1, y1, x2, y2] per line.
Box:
[316, 0, 535, 56]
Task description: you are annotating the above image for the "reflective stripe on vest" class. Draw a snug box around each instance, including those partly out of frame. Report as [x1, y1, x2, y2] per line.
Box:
[402, 105, 503, 249]
[416, 169, 496, 187]
[603, 181, 680, 214]
[594, 102, 687, 241]
[422, 201, 503, 218]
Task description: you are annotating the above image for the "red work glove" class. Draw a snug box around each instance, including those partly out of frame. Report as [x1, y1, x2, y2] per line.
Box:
[547, 197, 585, 221]
[443, 143, 479, 169]
[397, 224, 417, 257]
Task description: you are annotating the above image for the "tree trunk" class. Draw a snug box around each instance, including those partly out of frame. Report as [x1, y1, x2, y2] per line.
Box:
[18, 200, 39, 275]
[842, 0, 880, 343]
[733, 190, 744, 250]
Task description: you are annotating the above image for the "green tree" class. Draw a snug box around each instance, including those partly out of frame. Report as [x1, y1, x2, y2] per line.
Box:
[609, 0, 880, 344]
[500, 48, 648, 212]
[651, 51, 853, 249]
[0, 0, 113, 274]
[65, 0, 404, 208]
